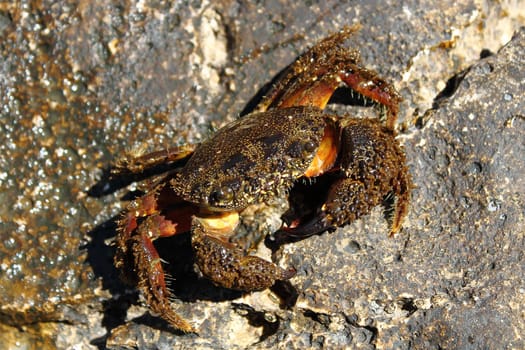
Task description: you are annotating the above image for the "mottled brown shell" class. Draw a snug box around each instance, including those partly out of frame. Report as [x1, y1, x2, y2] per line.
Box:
[172, 106, 326, 210]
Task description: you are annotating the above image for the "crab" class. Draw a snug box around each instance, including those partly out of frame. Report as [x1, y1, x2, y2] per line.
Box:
[113, 26, 411, 333]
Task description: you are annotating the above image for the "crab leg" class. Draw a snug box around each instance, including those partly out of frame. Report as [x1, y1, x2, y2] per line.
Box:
[115, 182, 192, 263]
[129, 215, 195, 332]
[388, 162, 411, 236]
[114, 181, 198, 332]
[255, 25, 401, 130]
[114, 144, 197, 175]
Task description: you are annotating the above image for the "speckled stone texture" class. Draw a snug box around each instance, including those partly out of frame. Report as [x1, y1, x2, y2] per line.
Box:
[0, 1, 523, 349]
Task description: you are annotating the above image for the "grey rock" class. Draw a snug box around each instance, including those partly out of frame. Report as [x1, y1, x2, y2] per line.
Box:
[0, 1, 523, 349]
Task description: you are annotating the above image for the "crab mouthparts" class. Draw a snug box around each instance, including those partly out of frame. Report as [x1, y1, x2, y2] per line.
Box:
[195, 210, 240, 237]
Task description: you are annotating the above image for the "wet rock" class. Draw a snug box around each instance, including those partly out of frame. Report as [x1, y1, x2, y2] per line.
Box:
[276, 27, 525, 349]
[0, 0, 523, 349]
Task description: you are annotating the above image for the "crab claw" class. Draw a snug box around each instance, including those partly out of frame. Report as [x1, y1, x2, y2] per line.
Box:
[275, 118, 411, 243]
[273, 178, 379, 243]
[294, 176, 408, 238]
[191, 215, 295, 291]
[275, 212, 334, 244]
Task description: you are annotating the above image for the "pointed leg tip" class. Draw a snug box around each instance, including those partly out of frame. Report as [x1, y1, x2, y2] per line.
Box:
[179, 323, 198, 334]
[389, 221, 404, 237]
[282, 266, 297, 280]
[163, 311, 197, 334]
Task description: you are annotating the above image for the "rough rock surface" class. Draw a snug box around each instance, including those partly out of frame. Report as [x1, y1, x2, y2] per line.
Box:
[0, 1, 523, 349]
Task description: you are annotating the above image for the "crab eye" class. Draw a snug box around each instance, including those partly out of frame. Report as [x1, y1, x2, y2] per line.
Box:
[209, 185, 234, 205]
[303, 140, 317, 153]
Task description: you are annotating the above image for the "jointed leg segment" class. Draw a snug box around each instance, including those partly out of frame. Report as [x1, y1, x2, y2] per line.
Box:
[255, 25, 401, 130]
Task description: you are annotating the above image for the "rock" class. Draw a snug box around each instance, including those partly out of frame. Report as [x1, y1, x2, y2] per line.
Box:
[0, 1, 523, 349]
[275, 26, 525, 350]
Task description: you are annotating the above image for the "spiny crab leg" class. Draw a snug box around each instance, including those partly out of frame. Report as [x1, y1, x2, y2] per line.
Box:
[255, 25, 401, 130]
[129, 214, 195, 332]
[114, 144, 197, 175]
[115, 180, 198, 333]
